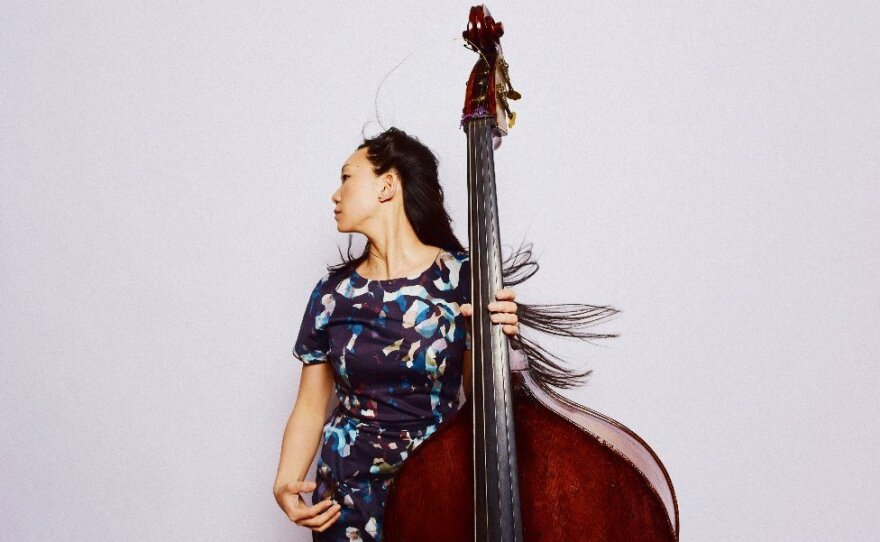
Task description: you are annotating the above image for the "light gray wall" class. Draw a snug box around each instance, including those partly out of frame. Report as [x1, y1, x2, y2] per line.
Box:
[2, 2, 878, 541]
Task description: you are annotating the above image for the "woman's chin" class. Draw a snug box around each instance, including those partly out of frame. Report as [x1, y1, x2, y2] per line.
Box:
[334, 217, 357, 233]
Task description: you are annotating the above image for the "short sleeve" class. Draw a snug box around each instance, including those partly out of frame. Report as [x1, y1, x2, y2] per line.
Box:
[292, 275, 335, 365]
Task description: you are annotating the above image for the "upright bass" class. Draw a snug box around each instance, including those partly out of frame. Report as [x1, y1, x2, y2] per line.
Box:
[384, 5, 679, 541]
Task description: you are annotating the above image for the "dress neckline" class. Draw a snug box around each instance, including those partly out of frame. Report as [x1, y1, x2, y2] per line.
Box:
[352, 248, 444, 284]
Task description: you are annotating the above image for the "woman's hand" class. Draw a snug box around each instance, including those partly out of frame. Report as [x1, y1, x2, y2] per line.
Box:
[274, 480, 341, 533]
[460, 287, 519, 337]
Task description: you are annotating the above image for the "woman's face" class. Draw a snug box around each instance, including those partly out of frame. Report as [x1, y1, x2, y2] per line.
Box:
[331, 147, 385, 233]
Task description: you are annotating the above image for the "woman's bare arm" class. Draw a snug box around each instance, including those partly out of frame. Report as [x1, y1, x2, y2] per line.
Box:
[274, 363, 341, 531]
[276, 363, 334, 483]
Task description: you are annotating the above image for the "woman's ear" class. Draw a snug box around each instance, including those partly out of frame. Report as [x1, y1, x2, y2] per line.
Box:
[378, 172, 399, 202]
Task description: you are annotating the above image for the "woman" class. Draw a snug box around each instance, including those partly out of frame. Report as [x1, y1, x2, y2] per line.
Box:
[274, 127, 521, 541]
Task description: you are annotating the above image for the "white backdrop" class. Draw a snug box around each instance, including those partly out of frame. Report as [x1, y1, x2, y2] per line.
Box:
[2, 2, 878, 541]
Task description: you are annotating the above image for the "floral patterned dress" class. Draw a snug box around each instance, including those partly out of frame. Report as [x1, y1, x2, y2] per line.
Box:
[293, 248, 471, 542]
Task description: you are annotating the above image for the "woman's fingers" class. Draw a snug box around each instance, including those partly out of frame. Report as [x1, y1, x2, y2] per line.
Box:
[463, 288, 519, 338]
[489, 289, 517, 314]
[312, 506, 343, 532]
[489, 312, 519, 336]
[275, 480, 314, 508]
[488, 301, 518, 313]
[282, 495, 309, 521]
[275, 481, 312, 518]
[278, 486, 341, 532]
[298, 500, 343, 529]
[495, 288, 516, 301]
[467, 299, 518, 315]
[490, 308, 519, 337]
[489, 312, 518, 324]
[289, 498, 336, 523]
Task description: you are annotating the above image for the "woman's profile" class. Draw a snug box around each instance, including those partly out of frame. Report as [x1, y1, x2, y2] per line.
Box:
[273, 127, 522, 541]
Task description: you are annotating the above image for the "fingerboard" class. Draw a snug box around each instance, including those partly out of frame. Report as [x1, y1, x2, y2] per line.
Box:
[465, 116, 523, 542]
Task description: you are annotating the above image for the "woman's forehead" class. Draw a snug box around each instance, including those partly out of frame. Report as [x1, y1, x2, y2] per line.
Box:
[350, 147, 370, 162]
[342, 148, 369, 170]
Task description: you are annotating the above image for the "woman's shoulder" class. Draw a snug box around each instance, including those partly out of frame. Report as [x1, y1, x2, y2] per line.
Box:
[443, 248, 469, 264]
[436, 248, 470, 294]
[305, 270, 337, 298]
[438, 248, 469, 274]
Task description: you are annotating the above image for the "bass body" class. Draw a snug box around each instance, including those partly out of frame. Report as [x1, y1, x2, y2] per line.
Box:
[384, 370, 678, 541]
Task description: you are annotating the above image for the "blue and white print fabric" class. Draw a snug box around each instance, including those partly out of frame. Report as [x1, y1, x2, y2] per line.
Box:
[293, 248, 471, 542]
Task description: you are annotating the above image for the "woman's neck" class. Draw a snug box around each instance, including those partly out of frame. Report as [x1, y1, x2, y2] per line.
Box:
[358, 237, 440, 281]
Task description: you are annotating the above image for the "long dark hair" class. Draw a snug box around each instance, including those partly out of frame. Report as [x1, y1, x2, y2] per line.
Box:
[327, 127, 620, 392]
[327, 127, 464, 279]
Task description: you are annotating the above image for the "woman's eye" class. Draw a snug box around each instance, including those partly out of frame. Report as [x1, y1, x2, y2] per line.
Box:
[341, 175, 350, 181]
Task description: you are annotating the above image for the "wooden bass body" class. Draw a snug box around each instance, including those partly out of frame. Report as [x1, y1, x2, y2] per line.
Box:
[384, 370, 679, 541]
